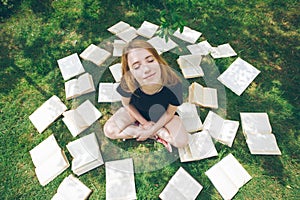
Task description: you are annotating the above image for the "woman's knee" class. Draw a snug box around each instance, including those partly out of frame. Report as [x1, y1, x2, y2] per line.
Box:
[103, 121, 118, 139]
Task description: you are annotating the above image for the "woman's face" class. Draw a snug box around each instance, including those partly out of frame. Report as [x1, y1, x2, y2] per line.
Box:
[127, 48, 162, 86]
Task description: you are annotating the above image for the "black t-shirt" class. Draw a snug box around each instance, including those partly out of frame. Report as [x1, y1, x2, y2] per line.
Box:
[117, 82, 183, 122]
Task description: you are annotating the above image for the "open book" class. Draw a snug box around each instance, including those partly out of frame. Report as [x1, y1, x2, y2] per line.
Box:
[203, 111, 239, 147]
[66, 132, 104, 176]
[177, 54, 204, 79]
[109, 63, 122, 82]
[52, 174, 92, 200]
[187, 40, 213, 55]
[159, 167, 203, 200]
[147, 36, 178, 54]
[173, 26, 202, 44]
[65, 73, 95, 100]
[29, 95, 67, 133]
[80, 44, 111, 66]
[116, 26, 138, 43]
[29, 134, 69, 186]
[98, 82, 122, 103]
[217, 57, 261, 96]
[205, 153, 252, 200]
[210, 43, 237, 59]
[57, 53, 85, 81]
[107, 21, 131, 34]
[177, 102, 203, 133]
[62, 100, 102, 137]
[112, 40, 127, 57]
[188, 82, 218, 109]
[105, 158, 137, 200]
[178, 131, 218, 163]
[136, 21, 159, 38]
[240, 112, 281, 155]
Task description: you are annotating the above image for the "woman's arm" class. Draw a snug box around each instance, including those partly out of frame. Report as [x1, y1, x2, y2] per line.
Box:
[136, 104, 178, 141]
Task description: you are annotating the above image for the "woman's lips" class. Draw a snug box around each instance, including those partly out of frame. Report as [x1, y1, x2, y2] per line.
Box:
[144, 73, 156, 79]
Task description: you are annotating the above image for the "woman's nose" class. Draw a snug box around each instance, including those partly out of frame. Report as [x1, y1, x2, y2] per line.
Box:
[143, 64, 151, 74]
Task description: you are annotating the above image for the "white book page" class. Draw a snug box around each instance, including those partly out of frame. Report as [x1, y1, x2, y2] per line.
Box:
[116, 27, 138, 42]
[77, 73, 95, 94]
[178, 145, 193, 162]
[168, 167, 202, 199]
[159, 183, 187, 200]
[105, 158, 136, 200]
[205, 163, 239, 200]
[113, 40, 126, 57]
[203, 87, 218, 108]
[221, 154, 252, 189]
[177, 103, 203, 132]
[109, 63, 122, 82]
[136, 21, 159, 38]
[62, 110, 88, 137]
[203, 111, 224, 139]
[76, 100, 102, 127]
[147, 36, 178, 54]
[189, 131, 218, 160]
[29, 95, 67, 133]
[65, 79, 79, 100]
[80, 44, 111, 66]
[98, 83, 122, 102]
[56, 175, 91, 200]
[35, 150, 69, 186]
[189, 82, 204, 105]
[107, 21, 131, 34]
[246, 133, 281, 155]
[211, 43, 237, 58]
[187, 40, 213, 55]
[57, 53, 85, 81]
[240, 112, 272, 134]
[173, 26, 202, 44]
[218, 57, 260, 96]
[29, 134, 61, 167]
[219, 120, 239, 147]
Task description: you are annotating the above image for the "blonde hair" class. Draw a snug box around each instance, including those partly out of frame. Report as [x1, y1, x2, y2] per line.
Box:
[120, 40, 180, 93]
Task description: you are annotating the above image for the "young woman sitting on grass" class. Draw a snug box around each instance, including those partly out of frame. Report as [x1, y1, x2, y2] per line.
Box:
[103, 40, 188, 152]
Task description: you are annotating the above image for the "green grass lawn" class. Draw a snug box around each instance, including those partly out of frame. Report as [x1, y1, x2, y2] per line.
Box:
[1, 0, 299, 199]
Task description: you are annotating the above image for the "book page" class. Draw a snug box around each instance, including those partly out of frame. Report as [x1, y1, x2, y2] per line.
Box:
[189, 131, 218, 160]
[113, 40, 126, 57]
[220, 154, 252, 189]
[109, 63, 122, 82]
[57, 53, 85, 81]
[29, 134, 61, 167]
[173, 26, 202, 44]
[189, 82, 204, 105]
[187, 40, 213, 55]
[177, 103, 203, 132]
[116, 26, 138, 42]
[147, 36, 178, 54]
[55, 175, 92, 200]
[75, 100, 102, 127]
[35, 150, 69, 186]
[211, 43, 237, 58]
[107, 21, 131, 34]
[65, 79, 79, 100]
[77, 73, 95, 95]
[246, 133, 281, 155]
[205, 163, 239, 200]
[136, 21, 159, 38]
[178, 145, 193, 162]
[80, 44, 111, 66]
[203, 87, 218, 108]
[161, 167, 202, 200]
[219, 120, 239, 147]
[159, 184, 187, 200]
[240, 112, 272, 135]
[203, 111, 224, 139]
[98, 83, 122, 103]
[217, 57, 261, 96]
[62, 110, 89, 137]
[29, 95, 67, 133]
[105, 158, 137, 200]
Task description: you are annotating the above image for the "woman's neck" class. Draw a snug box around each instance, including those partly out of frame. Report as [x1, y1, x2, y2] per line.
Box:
[141, 84, 163, 95]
